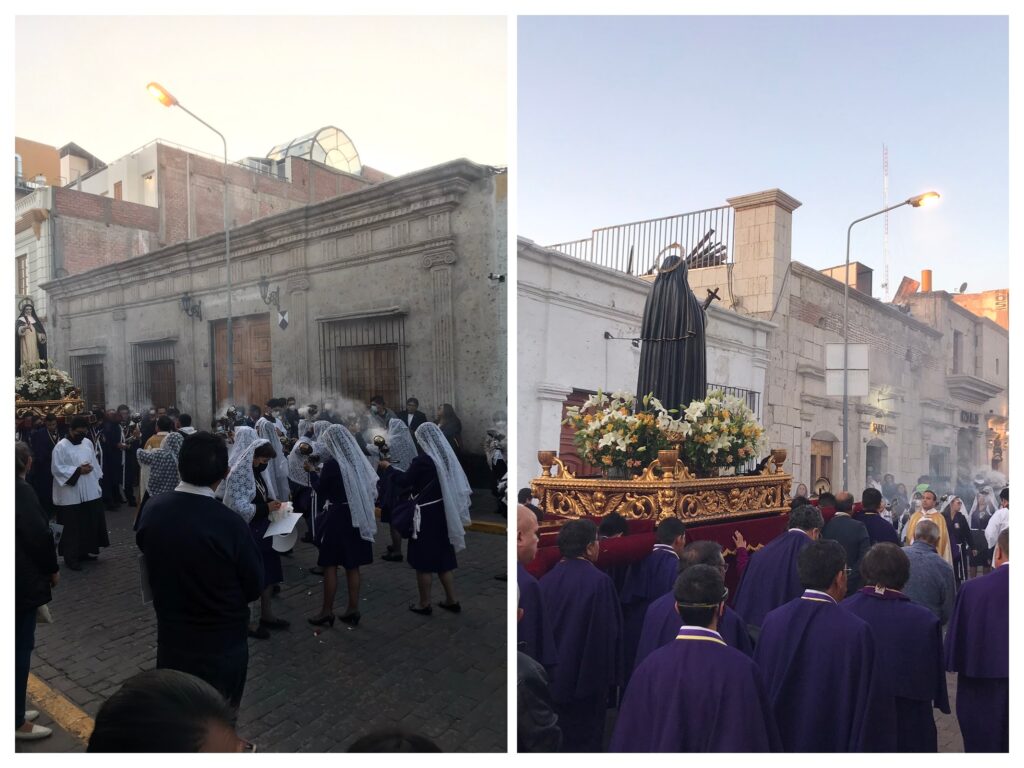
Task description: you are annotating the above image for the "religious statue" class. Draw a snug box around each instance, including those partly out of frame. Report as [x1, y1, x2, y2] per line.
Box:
[16, 300, 48, 376]
[636, 243, 717, 412]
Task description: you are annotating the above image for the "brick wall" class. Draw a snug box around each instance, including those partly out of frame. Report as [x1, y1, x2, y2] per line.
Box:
[53, 187, 160, 275]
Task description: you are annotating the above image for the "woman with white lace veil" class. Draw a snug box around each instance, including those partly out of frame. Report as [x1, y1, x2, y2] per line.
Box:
[968, 486, 998, 576]
[222, 432, 289, 639]
[305, 425, 378, 627]
[379, 418, 419, 563]
[287, 419, 316, 542]
[387, 422, 472, 615]
[254, 417, 289, 502]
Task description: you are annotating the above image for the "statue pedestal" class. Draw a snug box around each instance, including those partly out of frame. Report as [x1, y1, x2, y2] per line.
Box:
[532, 454, 791, 525]
[15, 397, 86, 419]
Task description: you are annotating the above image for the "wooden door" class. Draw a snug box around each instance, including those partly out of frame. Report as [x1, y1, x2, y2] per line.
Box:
[81, 364, 106, 411]
[211, 314, 272, 411]
[148, 360, 177, 410]
[336, 344, 401, 407]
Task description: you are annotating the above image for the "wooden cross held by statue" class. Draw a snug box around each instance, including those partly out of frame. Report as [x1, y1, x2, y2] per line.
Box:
[702, 287, 721, 311]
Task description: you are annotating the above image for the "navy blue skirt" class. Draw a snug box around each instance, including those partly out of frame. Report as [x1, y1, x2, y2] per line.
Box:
[407, 499, 458, 574]
[316, 502, 373, 570]
[250, 517, 283, 588]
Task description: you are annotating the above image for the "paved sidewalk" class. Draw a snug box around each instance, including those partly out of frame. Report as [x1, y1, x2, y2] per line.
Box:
[28, 492, 508, 753]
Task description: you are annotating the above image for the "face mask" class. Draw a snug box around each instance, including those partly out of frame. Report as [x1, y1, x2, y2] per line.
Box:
[272, 410, 281, 418]
[253, 462, 268, 473]
[370, 405, 379, 414]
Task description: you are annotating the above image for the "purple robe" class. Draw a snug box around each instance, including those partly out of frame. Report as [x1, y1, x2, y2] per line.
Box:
[945, 564, 1008, 752]
[610, 627, 780, 752]
[754, 590, 878, 752]
[620, 546, 679, 675]
[843, 587, 949, 752]
[733, 529, 813, 631]
[517, 561, 558, 671]
[635, 591, 752, 668]
[539, 558, 623, 752]
[853, 511, 901, 546]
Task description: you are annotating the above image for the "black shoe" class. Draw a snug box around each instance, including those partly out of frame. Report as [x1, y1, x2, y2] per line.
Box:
[438, 601, 462, 614]
[64, 560, 82, 571]
[409, 604, 432, 616]
[272, 584, 281, 595]
[382, 552, 403, 562]
[307, 614, 335, 627]
[337, 611, 361, 626]
[309, 566, 325, 576]
[248, 626, 271, 639]
[260, 617, 290, 630]
[82, 553, 98, 561]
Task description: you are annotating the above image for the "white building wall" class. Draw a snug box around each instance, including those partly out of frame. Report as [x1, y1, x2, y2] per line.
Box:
[15, 187, 54, 321]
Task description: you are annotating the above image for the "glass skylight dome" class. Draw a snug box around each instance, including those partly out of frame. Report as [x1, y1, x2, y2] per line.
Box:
[266, 127, 361, 175]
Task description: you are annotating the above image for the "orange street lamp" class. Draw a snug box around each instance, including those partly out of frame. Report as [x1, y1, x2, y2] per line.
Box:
[147, 82, 235, 403]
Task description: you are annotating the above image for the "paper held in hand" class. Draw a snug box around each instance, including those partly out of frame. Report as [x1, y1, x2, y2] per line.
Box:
[264, 511, 303, 538]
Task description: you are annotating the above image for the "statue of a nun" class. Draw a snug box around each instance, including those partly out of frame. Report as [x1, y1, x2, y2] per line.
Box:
[636, 244, 707, 412]
[16, 301, 48, 376]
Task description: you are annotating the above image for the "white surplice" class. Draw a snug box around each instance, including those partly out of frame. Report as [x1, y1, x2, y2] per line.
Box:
[51, 438, 103, 506]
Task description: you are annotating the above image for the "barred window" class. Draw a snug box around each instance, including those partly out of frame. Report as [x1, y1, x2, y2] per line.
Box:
[16, 255, 27, 296]
[70, 354, 106, 411]
[318, 313, 406, 409]
[131, 340, 177, 411]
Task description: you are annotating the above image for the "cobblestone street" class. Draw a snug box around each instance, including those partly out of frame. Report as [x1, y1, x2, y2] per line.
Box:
[22, 495, 508, 753]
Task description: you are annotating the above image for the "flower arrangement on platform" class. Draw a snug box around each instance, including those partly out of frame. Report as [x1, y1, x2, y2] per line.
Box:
[15, 361, 78, 402]
[563, 391, 680, 474]
[675, 390, 766, 475]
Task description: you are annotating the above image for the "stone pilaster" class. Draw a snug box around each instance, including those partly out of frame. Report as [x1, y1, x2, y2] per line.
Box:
[423, 251, 457, 410]
[726, 189, 802, 316]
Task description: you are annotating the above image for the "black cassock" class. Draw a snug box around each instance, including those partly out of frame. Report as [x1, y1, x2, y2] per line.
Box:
[636, 254, 706, 412]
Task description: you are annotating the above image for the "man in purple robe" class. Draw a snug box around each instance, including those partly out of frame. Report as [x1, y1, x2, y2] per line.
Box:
[517, 505, 557, 672]
[620, 517, 685, 675]
[754, 539, 879, 752]
[843, 542, 949, 752]
[853, 487, 901, 546]
[610, 564, 780, 752]
[634, 540, 752, 668]
[733, 504, 823, 638]
[539, 519, 623, 752]
[945, 527, 1008, 752]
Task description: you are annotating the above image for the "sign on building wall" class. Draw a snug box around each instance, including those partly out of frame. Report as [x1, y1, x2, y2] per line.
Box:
[825, 342, 869, 397]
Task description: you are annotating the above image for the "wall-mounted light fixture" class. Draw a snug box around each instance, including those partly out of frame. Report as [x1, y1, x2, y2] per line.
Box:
[180, 292, 202, 322]
[488, 273, 506, 283]
[258, 276, 281, 312]
[604, 331, 640, 348]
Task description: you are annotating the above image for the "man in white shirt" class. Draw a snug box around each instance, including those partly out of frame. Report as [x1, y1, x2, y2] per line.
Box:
[985, 487, 1009, 550]
[51, 415, 109, 570]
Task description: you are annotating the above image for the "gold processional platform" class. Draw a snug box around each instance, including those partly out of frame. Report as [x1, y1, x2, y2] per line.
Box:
[531, 449, 792, 526]
[15, 396, 86, 419]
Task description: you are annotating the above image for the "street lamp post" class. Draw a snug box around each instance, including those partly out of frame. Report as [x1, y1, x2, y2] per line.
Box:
[842, 191, 939, 490]
[147, 82, 234, 404]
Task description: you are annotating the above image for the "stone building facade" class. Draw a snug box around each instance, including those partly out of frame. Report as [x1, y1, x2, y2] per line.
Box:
[537, 188, 1008, 495]
[42, 159, 507, 466]
[518, 237, 773, 485]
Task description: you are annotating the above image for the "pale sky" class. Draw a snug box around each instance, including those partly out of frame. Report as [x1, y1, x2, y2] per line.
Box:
[519, 15, 1009, 294]
[15, 15, 506, 176]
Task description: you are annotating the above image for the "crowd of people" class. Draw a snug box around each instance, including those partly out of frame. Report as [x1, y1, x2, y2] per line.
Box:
[14, 393, 478, 749]
[516, 478, 1009, 753]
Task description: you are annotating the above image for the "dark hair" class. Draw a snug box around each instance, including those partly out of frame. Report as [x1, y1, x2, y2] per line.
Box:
[44, 413, 57, 422]
[178, 413, 192, 428]
[835, 493, 854, 513]
[861, 488, 882, 511]
[790, 496, 810, 511]
[15, 441, 32, 475]
[117, 404, 130, 412]
[818, 492, 837, 508]
[517, 487, 533, 504]
[997, 527, 1009, 557]
[177, 433, 229, 487]
[370, 395, 385, 406]
[87, 669, 235, 753]
[406, 397, 419, 407]
[789, 504, 824, 532]
[859, 543, 909, 590]
[598, 512, 629, 538]
[558, 519, 598, 559]
[797, 539, 847, 591]
[249, 404, 261, 414]
[673, 564, 726, 628]
[70, 415, 90, 430]
[655, 517, 686, 545]
[347, 730, 441, 752]
[999, 487, 1008, 503]
[438, 403, 457, 420]
[254, 443, 277, 460]
[157, 415, 174, 432]
[678, 539, 723, 574]
[922, 489, 938, 502]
